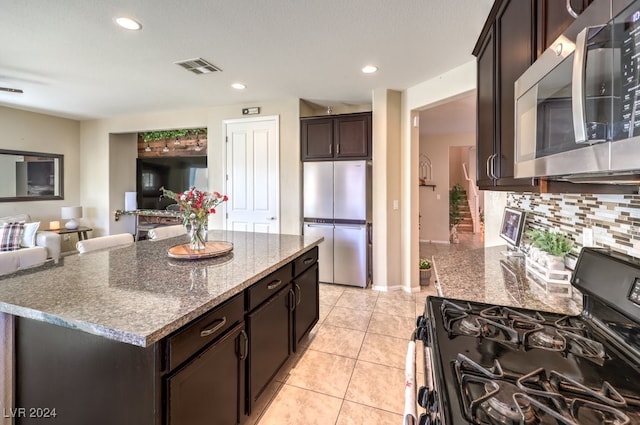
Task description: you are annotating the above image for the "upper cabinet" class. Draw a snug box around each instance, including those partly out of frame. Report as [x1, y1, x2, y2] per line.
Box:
[535, 0, 593, 57]
[301, 112, 372, 161]
[473, 0, 596, 191]
[474, 0, 536, 191]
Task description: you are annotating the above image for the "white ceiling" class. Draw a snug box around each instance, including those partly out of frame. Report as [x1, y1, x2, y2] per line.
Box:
[0, 1, 494, 120]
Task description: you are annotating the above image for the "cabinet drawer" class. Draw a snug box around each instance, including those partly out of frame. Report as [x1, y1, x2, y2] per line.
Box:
[247, 263, 293, 311]
[293, 247, 318, 277]
[166, 293, 244, 371]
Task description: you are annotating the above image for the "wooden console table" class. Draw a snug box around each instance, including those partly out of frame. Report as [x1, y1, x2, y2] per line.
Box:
[45, 226, 93, 241]
[114, 209, 184, 241]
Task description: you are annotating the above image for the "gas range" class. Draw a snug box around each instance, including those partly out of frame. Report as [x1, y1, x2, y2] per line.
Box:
[409, 248, 640, 425]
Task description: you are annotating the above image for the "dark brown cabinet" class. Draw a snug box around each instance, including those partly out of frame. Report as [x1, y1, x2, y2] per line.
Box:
[301, 112, 372, 161]
[246, 285, 292, 413]
[535, 0, 592, 57]
[292, 255, 319, 351]
[166, 322, 247, 425]
[476, 27, 496, 189]
[474, 0, 536, 190]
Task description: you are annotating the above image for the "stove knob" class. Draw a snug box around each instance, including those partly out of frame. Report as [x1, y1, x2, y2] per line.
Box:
[428, 391, 438, 412]
[416, 315, 426, 328]
[417, 386, 429, 408]
[416, 326, 426, 342]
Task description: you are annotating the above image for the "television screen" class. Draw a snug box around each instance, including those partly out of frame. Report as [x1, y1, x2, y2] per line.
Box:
[136, 156, 207, 209]
[499, 207, 526, 248]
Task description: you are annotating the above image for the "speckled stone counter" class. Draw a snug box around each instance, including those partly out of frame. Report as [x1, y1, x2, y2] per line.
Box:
[432, 245, 582, 315]
[0, 230, 322, 347]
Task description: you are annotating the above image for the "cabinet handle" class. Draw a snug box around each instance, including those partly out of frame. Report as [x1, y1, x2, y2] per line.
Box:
[336, 144, 340, 154]
[295, 283, 302, 306]
[490, 154, 498, 180]
[267, 279, 282, 290]
[200, 316, 227, 337]
[566, 0, 578, 19]
[239, 330, 248, 360]
[288, 288, 296, 312]
[485, 155, 492, 179]
[303, 257, 314, 264]
[329, 143, 332, 155]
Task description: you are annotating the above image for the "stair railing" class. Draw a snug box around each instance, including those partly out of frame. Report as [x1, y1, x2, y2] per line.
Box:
[462, 162, 480, 234]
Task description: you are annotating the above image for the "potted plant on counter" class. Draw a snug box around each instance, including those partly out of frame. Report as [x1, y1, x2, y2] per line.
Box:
[526, 229, 574, 271]
[419, 258, 432, 286]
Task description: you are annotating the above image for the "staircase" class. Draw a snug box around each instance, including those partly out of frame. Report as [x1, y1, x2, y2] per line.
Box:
[456, 190, 474, 234]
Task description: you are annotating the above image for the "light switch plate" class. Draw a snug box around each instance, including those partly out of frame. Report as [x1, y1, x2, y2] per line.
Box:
[583, 227, 594, 247]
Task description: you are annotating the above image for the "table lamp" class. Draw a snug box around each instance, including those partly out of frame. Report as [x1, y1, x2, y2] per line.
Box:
[61, 206, 82, 230]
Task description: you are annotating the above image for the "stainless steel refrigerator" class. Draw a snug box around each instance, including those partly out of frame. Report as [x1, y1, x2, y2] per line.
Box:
[303, 160, 371, 287]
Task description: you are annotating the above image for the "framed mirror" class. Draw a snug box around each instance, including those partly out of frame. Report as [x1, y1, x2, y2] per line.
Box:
[0, 149, 64, 202]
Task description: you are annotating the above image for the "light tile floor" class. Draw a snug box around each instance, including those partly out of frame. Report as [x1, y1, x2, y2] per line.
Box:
[251, 282, 438, 425]
[251, 234, 484, 424]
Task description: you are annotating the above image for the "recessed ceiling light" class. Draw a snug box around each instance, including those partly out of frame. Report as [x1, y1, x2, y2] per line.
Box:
[362, 65, 378, 74]
[231, 83, 246, 90]
[115, 17, 142, 31]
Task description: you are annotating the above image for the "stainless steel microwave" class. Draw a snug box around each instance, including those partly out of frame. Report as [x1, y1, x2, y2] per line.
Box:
[514, 0, 640, 181]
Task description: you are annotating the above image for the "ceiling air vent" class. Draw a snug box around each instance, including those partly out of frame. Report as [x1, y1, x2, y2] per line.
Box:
[0, 87, 23, 94]
[175, 58, 222, 75]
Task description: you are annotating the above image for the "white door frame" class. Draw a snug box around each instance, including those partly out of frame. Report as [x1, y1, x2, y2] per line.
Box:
[223, 115, 280, 232]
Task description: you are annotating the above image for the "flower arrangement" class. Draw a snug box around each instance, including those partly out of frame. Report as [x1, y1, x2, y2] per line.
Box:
[161, 187, 228, 250]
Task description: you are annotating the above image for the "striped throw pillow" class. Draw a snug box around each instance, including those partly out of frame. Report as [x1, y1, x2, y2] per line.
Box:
[0, 222, 24, 251]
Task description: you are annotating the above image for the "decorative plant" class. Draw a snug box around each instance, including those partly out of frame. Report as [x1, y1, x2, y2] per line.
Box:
[449, 183, 465, 228]
[526, 229, 574, 257]
[419, 258, 432, 270]
[142, 128, 207, 143]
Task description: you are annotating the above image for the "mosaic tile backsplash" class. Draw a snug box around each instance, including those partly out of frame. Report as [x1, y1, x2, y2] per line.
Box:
[507, 193, 640, 259]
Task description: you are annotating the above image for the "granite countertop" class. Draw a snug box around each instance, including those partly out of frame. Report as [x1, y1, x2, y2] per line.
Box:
[0, 230, 322, 347]
[432, 245, 582, 315]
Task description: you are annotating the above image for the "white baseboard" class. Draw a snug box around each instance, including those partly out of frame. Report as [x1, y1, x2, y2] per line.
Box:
[419, 239, 450, 245]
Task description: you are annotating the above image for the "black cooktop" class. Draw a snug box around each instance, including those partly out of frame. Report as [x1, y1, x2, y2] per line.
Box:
[426, 296, 640, 424]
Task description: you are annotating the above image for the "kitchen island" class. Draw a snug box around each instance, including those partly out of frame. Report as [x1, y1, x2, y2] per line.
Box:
[431, 245, 582, 315]
[0, 230, 322, 425]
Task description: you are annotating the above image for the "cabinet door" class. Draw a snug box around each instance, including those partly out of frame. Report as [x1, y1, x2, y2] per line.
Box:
[301, 118, 334, 160]
[166, 322, 247, 425]
[535, 0, 590, 57]
[335, 113, 371, 158]
[495, 0, 534, 185]
[246, 285, 292, 413]
[293, 263, 319, 350]
[476, 27, 496, 189]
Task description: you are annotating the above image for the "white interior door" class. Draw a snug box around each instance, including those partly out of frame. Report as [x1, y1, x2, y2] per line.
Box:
[225, 116, 279, 233]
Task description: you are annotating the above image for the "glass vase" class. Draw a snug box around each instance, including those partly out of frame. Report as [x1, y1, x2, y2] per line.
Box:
[188, 219, 207, 251]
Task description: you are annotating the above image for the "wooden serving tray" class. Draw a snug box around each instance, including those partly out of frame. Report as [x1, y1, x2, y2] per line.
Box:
[168, 241, 234, 260]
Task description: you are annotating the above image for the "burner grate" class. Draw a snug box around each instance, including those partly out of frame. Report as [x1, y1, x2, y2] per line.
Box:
[455, 354, 632, 425]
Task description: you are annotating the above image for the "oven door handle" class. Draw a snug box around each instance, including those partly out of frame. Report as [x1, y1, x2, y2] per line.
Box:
[404, 340, 417, 425]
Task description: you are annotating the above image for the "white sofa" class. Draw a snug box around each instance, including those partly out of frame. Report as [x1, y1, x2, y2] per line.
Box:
[0, 214, 61, 275]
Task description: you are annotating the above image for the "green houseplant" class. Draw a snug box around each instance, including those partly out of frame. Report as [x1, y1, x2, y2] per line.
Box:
[419, 258, 432, 286]
[526, 229, 574, 271]
[449, 183, 465, 229]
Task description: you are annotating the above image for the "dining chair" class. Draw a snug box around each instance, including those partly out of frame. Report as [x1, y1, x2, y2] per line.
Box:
[76, 233, 134, 253]
[147, 225, 187, 241]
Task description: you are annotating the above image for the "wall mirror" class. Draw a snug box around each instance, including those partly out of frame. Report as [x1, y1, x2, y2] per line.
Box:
[0, 149, 64, 202]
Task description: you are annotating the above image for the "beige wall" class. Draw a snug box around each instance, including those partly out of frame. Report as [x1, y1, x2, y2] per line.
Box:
[402, 60, 477, 291]
[299, 100, 371, 117]
[419, 133, 475, 242]
[79, 99, 301, 236]
[372, 89, 402, 291]
[0, 106, 80, 223]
